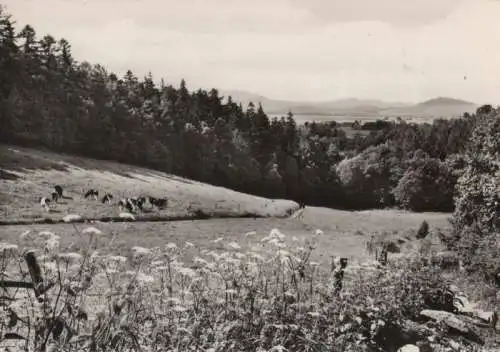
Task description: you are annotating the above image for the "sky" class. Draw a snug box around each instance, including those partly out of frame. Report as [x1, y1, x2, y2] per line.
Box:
[3, 0, 500, 104]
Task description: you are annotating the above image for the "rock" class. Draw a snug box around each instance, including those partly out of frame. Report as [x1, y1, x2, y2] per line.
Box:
[430, 251, 460, 270]
[420, 310, 484, 345]
[448, 285, 496, 325]
[62, 214, 82, 223]
[397, 345, 419, 352]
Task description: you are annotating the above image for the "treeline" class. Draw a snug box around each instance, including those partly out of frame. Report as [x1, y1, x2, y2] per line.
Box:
[0, 7, 489, 211]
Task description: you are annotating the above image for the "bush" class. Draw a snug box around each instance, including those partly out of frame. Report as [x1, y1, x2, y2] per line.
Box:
[416, 220, 429, 239]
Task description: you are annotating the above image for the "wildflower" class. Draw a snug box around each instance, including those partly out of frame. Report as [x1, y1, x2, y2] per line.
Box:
[227, 242, 241, 250]
[82, 226, 103, 235]
[177, 267, 196, 278]
[107, 255, 127, 264]
[193, 256, 208, 266]
[151, 260, 164, 267]
[165, 242, 177, 250]
[269, 228, 286, 240]
[136, 272, 155, 284]
[45, 236, 60, 252]
[268, 238, 286, 248]
[38, 230, 56, 239]
[132, 246, 151, 257]
[234, 252, 246, 259]
[57, 252, 83, 264]
[0, 242, 19, 257]
[20, 230, 31, 240]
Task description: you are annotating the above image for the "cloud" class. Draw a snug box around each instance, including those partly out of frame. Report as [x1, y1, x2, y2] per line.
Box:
[290, 0, 463, 27]
[3, 0, 500, 103]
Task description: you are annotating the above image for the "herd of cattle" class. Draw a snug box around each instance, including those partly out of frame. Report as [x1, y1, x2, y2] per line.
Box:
[39, 185, 168, 214]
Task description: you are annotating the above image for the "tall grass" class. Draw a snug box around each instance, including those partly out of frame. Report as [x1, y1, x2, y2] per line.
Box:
[0, 226, 482, 351]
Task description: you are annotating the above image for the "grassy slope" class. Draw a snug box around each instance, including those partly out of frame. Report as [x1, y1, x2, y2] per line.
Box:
[0, 144, 298, 223]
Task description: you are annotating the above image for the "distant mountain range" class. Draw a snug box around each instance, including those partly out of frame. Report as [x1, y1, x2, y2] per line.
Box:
[219, 89, 479, 123]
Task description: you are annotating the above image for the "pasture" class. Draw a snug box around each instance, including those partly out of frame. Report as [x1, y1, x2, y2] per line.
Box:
[0, 145, 297, 223]
[0, 207, 452, 268]
[2, 144, 499, 351]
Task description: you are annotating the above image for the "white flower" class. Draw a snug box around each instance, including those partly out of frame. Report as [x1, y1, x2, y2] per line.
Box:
[227, 242, 241, 250]
[20, 230, 31, 240]
[314, 229, 324, 236]
[0, 242, 18, 256]
[108, 255, 127, 264]
[165, 243, 177, 250]
[82, 227, 103, 235]
[269, 228, 286, 240]
[57, 252, 83, 263]
[132, 246, 151, 255]
[136, 272, 155, 283]
[45, 236, 60, 252]
[38, 231, 56, 239]
[177, 267, 196, 278]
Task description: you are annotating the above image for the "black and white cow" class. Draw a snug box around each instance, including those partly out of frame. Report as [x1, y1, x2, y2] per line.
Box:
[101, 193, 113, 204]
[84, 189, 99, 200]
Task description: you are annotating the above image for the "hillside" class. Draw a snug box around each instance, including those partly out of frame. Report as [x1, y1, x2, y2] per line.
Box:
[221, 89, 478, 122]
[0, 145, 298, 223]
[380, 97, 478, 118]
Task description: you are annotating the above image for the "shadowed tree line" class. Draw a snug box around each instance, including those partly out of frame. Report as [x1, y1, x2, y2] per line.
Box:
[0, 7, 492, 212]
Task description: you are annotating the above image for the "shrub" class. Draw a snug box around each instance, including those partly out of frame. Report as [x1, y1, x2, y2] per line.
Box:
[416, 220, 429, 239]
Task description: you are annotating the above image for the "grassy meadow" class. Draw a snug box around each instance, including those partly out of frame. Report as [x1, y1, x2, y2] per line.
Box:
[0, 145, 297, 223]
[2, 144, 499, 351]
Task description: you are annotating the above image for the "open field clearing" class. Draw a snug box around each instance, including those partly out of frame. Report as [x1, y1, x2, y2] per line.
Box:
[0, 145, 297, 223]
[0, 207, 452, 267]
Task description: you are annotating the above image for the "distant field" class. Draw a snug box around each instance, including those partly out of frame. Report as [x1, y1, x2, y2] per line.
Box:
[0, 145, 298, 223]
[269, 113, 442, 126]
[0, 206, 452, 269]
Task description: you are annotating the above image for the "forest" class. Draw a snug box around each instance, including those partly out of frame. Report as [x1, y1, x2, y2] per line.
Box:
[0, 6, 494, 212]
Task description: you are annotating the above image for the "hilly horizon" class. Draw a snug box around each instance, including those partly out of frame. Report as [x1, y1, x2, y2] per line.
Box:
[220, 89, 479, 123]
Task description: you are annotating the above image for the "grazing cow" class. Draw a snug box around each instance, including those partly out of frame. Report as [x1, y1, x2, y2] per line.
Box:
[150, 197, 168, 209]
[119, 198, 136, 213]
[101, 193, 113, 204]
[84, 189, 99, 200]
[51, 192, 59, 202]
[39, 197, 51, 212]
[54, 185, 63, 198]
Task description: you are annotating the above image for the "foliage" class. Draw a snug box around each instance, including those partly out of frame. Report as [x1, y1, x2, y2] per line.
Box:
[392, 152, 456, 212]
[416, 220, 429, 240]
[0, 226, 476, 352]
[451, 107, 500, 284]
[0, 7, 483, 212]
